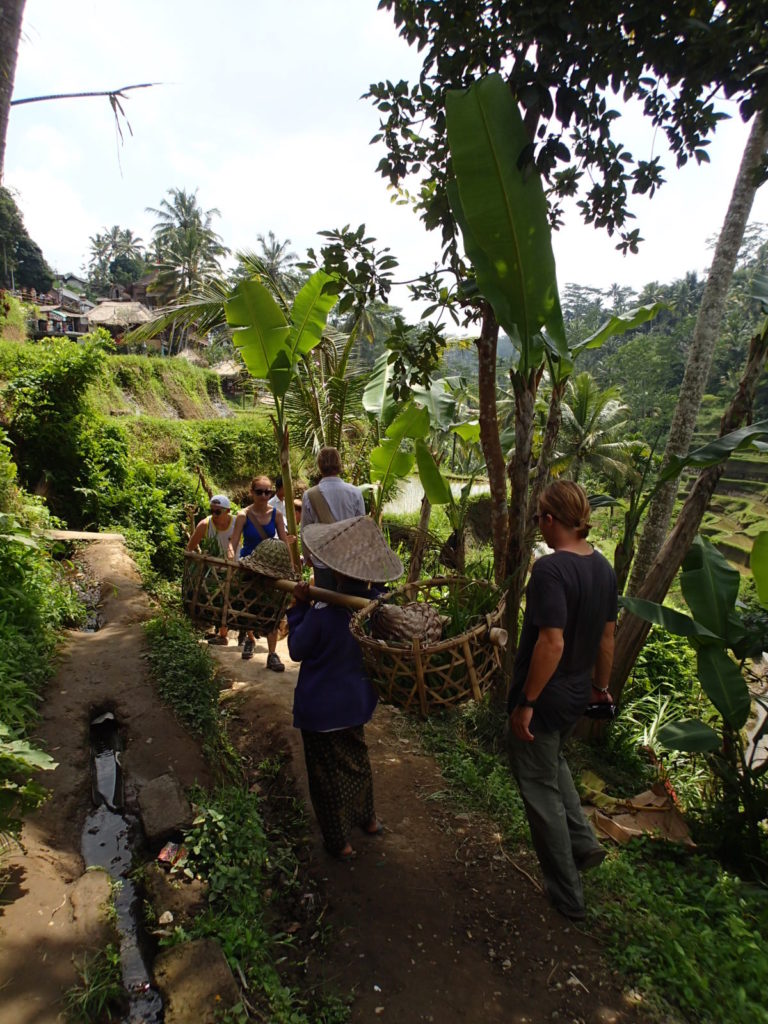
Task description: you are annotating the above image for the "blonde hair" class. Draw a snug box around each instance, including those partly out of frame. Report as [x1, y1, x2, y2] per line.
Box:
[250, 474, 272, 491]
[539, 481, 592, 538]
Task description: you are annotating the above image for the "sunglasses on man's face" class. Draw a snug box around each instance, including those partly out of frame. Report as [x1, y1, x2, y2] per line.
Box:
[210, 507, 226, 515]
[252, 488, 273, 497]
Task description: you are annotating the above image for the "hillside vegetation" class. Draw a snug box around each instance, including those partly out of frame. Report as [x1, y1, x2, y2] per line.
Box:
[0, 335, 278, 585]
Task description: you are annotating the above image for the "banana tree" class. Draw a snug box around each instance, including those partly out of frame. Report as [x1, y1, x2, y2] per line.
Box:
[445, 73, 662, 676]
[621, 534, 768, 859]
[363, 352, 482, 534]
[225, 271, 338, 557]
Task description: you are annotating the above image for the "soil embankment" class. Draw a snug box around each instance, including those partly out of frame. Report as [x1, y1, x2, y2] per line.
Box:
[0, 536, 645, 1023]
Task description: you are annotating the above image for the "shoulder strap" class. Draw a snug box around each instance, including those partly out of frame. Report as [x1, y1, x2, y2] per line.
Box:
[306, 485, 336, 524]
[246, 508, 268, 541]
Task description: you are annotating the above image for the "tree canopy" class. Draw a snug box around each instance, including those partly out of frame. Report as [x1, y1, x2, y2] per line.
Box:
[369, 0, 768, 258]
[0, 186, 53, 292]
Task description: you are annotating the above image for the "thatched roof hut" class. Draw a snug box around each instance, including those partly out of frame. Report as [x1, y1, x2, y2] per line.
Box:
[87, 301, 153, 329]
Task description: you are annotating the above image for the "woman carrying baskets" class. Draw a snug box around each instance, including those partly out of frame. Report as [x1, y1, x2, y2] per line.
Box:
[288, 516, 403, 860]
[229, 475, 294, 670]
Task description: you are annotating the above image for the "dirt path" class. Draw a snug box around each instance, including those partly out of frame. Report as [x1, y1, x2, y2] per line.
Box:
[225, 647, 642, 1024]
[0, 536, 646, 1023]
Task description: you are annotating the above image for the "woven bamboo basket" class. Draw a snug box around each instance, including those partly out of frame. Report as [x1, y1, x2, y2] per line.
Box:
[350, 577, 506, 716]
[182, 551, 290, 636]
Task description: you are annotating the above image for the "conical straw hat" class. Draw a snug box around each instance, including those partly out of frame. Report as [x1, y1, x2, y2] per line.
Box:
[302, 516, 403, 582]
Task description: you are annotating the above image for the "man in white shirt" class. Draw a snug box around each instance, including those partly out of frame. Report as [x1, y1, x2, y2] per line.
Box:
[268, 476, 287, 518]
[301, 447, 365, 590]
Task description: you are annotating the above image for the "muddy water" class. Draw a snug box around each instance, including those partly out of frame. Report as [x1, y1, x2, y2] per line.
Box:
[81, 712, 162, 1023]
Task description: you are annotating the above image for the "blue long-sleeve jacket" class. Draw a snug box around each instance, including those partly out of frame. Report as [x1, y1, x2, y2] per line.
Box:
[287, 601, 378, 732]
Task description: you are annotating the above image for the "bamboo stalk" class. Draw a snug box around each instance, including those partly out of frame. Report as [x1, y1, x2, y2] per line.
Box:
[412, 636, 428, 717]
[271, 578, 372, 610]
[462, 638, 483, 701]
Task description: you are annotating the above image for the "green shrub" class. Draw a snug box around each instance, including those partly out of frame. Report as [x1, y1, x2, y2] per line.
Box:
[2, 335, 107, 521]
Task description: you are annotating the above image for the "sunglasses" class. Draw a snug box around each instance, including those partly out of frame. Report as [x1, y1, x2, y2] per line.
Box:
[210, 507, 226, 515]
[252, 488, 274, 497]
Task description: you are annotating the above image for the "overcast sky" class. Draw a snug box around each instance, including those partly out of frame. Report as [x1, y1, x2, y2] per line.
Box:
[6, 0, 767, 321]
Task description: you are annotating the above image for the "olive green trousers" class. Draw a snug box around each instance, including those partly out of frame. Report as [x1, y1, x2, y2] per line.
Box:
[508, 726, 602, 918]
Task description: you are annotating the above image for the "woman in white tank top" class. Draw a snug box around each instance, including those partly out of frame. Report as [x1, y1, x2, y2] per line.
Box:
[186, 494, 235, 644]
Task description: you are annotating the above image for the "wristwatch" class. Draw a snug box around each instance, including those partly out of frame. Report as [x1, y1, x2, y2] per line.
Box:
[519, 695, 537, 708]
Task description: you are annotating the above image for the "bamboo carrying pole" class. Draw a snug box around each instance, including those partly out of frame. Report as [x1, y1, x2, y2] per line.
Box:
[271, 577, 371, 610]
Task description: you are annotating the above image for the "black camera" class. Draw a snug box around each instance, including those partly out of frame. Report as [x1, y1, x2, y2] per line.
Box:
[584, 701, 617, 720]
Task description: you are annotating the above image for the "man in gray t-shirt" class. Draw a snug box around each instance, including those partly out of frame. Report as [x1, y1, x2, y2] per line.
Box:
[507, 481, 617, 922]
[301, 446, 365, 590]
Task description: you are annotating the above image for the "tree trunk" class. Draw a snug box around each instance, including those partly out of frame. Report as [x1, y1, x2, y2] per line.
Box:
[627, 112, 768, 594]
[505, 368, 537, 602]
[611, 323, 768, 701]
[474, 304, 507, 583]
[0, 0, 25, 182]
[273, 416, 300, 571]
[407, 495, 432, 583]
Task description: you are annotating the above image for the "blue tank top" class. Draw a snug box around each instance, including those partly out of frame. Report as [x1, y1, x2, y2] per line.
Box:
[239, 507, 277, 559]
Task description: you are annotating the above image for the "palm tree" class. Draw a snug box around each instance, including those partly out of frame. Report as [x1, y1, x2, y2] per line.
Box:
[146, 188, 229, 350]
[255, 231, 301, 300]
[147, 188, 228, 296]
[284, 325, 369, 461]
[554, 372, 632, 485]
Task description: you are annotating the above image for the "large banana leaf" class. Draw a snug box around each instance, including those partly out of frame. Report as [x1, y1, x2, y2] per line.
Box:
[288, 270, 339, 360]
[225, 279, 290, 380]
[446, 178, 523, 363]
[658, 420, 768, 485]
[697, 646, 750, 730]
[370, 438, 415, 484]
[362, 350, 399, 430]
[385, 402, 430, 443]
[415, 439, 452, 505]
[751, 272, 768, 314]
[658, 719, 720, 753]
[411, 379, 458, 429]
[750, 531, 768, 609]
[446, 73, 566, 373]
[680, 536, 739, 641]
[451, 420, 481, 443]
[619, 595, 721, 641]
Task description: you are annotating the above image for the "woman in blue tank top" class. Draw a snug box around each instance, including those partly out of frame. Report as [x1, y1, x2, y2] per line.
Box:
[228, 475, 293, 670]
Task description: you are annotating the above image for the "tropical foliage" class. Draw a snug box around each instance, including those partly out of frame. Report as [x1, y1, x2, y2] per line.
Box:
[622, 534, 768, 869]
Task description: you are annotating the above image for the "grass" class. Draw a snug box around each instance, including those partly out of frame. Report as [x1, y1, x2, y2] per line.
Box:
[143, 613, 236, 773]
[408, 697, 768, 1024]
[142, 616, 351, 1022]
[62, 943, 125, 1023]
[593, 840, 768, 1024]
[172, 781, 350, 1024]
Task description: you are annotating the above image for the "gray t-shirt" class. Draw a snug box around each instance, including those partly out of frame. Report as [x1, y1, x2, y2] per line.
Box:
[509, 548, 618, 731]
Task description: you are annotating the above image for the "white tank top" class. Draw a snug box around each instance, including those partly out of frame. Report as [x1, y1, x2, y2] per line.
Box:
[206, 516, 235, 556]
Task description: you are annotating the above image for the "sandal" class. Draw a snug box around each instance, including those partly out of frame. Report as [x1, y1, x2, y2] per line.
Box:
[207, 635, 229, 646]
[332, 844, 357, 861]
[361, 819, 384, 836]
